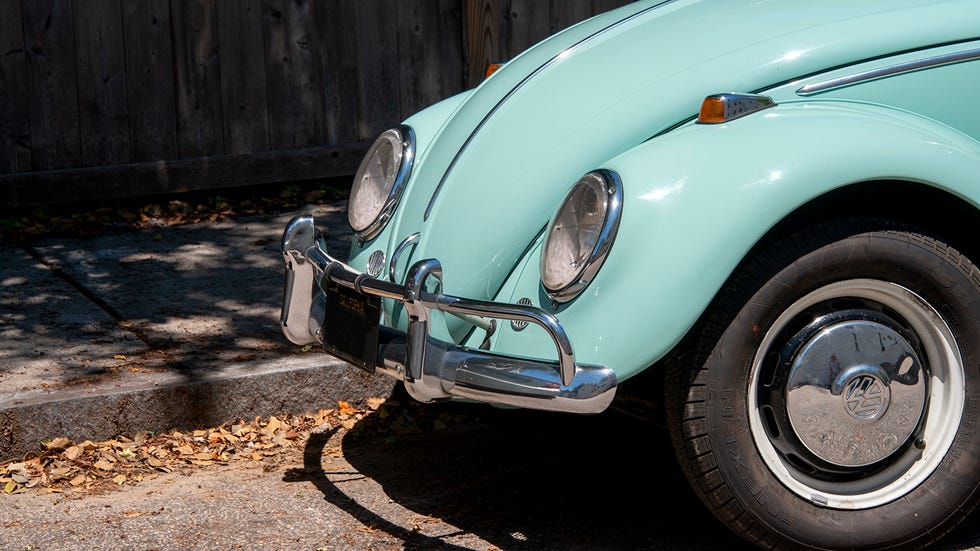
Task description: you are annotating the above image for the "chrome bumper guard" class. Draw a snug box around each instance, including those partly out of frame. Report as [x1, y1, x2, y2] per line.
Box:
[280, 215, 617, 414]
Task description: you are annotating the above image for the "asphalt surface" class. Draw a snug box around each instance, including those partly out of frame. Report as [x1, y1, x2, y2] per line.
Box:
[1, 398, 978, 551]
[0, 401, 751, 551]
[1, 201, 978, 551]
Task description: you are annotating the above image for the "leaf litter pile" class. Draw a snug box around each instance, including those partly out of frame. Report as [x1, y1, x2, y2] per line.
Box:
[0, 179, 349, 243]
[1, 398, 386, 497]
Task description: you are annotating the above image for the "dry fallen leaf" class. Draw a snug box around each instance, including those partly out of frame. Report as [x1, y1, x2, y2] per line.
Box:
[49, 468, 71, 481]
[10, 472, 30, 485]
[337, 401, 357, 416]
[63, 446, 82, 460]
[43, 437, 72, 451]
[0, 399, 386, 496]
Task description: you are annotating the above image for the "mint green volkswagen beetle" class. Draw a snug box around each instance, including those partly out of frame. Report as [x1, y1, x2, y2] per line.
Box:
[281, 1, 979, 548]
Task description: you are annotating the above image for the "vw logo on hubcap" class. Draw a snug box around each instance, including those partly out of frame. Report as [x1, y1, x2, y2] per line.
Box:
[843, 374, 889, 420]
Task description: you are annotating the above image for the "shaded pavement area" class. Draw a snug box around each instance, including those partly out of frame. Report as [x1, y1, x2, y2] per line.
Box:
[1, 199, 394, 461]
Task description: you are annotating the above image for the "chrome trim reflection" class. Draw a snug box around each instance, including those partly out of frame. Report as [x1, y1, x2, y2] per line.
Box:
[366, 250, 385, 278]
[280, 215, 614, 413]
[389, 232, 421, 283]
[423, 0, 678, 221]
[784, 316, 925, 468]
[378, 328, 617, 414]
[511, 298, 534, 331]
[280, 215, 319, 346]
[352, 125, 416, 242]
[796, 47, 980, 96]
[542, 170, 624, 303]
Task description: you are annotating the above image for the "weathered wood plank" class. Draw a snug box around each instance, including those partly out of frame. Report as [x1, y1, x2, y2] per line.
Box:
[170, 0, 224, 158]
[550, 0, 593, 33]
[435, 0, 467, 99]
[22, 0, 81, 170]
[0, 143, 369, 209]
[396, 0, 465, 116]
[262, 0, 317, 149]
[0, 0, 31, 173]
[592, 0, 634, 16]
[352, 2, 401, 140]
[75, 0, 131, 167]
[310, 1, 359, 145]
[506, 0, 551, 57]
[464, 0, 503, 88]
[2, 0, 633, 204]
[122, 0, 179, 161]
[216, 0, 270, 153]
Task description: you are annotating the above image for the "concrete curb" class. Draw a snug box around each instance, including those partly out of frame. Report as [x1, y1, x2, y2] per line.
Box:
[0, 356, 396, 462]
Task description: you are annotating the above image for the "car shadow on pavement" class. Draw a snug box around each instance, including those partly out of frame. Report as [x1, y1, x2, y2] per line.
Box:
[287, 397, 754, 551]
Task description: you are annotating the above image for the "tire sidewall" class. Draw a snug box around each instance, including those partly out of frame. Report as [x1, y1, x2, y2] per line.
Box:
[706, 230, 979, 549]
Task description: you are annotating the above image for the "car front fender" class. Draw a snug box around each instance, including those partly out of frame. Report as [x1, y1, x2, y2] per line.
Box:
[488, 100, 980, 381]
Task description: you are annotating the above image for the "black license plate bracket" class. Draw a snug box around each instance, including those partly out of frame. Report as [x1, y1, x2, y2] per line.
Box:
[321, 278, 381, 372]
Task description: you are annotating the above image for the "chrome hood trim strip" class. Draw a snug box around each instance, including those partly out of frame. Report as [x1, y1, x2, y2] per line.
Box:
[797, 46, 980, 96]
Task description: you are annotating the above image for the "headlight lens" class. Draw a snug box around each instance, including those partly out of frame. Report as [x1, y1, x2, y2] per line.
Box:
[541, 170, 623, 303]
[348, 126, 415, 241]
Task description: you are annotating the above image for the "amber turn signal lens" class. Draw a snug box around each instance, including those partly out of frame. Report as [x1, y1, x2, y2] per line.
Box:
[698, 93, 776, 124]
[484, 63, 505, 79]
[698, 96, 727, 124]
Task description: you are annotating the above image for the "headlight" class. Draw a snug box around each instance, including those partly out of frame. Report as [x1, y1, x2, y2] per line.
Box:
[348, 126, 415, 241]
[541, 170, 623, 303]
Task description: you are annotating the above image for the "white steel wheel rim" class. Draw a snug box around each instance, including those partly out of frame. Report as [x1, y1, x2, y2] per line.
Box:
[747, 279, 965, 509]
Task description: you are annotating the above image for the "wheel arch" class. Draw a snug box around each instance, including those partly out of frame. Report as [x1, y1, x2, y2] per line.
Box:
[753, 179, 980, 275]
[615, 179, 980, 418]
[608, 102, 980, 413]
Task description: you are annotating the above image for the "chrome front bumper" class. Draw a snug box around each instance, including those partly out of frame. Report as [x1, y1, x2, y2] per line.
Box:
[280, 215, 617, 414]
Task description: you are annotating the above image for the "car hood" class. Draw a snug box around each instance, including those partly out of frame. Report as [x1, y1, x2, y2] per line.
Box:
[373, 0, 978, 323]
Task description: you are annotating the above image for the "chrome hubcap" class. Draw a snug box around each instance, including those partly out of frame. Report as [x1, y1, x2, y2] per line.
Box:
[785, 319, 926, 467]
[748, 279, 965, 509]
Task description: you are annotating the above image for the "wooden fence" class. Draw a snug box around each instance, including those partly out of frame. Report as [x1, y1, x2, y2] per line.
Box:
[0, 0, 635, 208]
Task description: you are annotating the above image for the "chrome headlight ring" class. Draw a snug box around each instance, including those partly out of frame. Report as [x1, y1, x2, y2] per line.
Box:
[541, 169, 623, 303]
[348, 125, 415, 242]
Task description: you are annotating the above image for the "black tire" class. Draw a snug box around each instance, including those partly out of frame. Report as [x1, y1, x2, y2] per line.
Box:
[665, 219, 979, 550]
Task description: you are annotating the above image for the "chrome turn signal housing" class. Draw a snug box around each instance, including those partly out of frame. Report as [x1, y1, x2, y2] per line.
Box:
[698, 93, 776, 124]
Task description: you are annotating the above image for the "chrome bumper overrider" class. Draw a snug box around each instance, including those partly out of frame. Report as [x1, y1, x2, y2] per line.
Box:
[280, 215, 617, 414]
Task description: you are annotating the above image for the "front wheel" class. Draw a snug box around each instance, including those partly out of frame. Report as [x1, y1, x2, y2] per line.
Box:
[666, 221, 979, 550]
